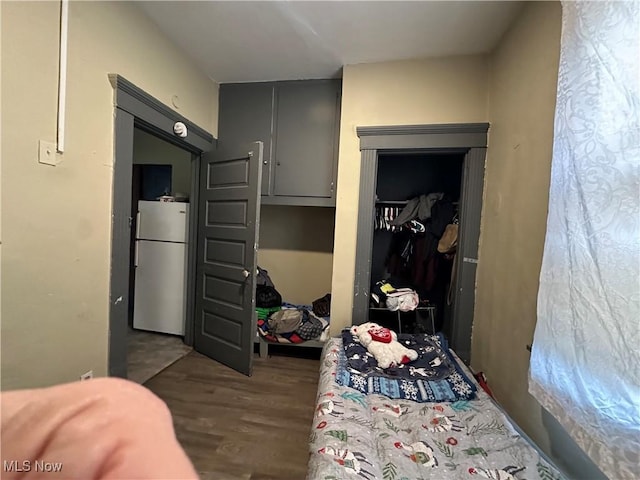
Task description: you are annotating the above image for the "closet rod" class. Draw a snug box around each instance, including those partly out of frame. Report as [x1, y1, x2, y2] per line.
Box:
[375, 200, 409, 205]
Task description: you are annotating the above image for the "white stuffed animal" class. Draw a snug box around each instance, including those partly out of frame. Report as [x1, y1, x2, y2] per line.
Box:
[350, 322, 418, 369]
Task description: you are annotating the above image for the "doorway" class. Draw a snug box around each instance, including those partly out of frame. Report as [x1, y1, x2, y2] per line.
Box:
[370, 152, 465, 335]
[126, 129, 194, 383]
[352, 123, 489, 364]
[108, 75, 213, 379]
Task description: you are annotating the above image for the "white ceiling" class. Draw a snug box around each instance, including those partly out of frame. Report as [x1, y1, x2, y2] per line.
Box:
[136, 1, 524, 84]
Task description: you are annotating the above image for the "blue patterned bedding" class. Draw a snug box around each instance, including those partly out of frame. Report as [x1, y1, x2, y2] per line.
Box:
[337, 330, 476, 403]
[307, 338, 566, 480]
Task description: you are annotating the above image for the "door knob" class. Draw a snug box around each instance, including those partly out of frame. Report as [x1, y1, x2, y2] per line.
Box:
[243, 269, 250, 278]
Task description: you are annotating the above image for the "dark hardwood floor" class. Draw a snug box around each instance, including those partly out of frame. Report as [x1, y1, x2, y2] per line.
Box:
[144, 350, 321, 480]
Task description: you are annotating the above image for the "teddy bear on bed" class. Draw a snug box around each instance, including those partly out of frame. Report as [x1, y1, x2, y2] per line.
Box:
[350, 322, 418, 369]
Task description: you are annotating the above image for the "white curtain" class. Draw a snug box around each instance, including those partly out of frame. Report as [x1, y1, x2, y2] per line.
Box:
[529, 1, 640, 479]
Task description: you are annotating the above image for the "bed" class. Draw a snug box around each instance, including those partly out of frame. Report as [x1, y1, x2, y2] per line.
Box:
[307, 332, 566, 480]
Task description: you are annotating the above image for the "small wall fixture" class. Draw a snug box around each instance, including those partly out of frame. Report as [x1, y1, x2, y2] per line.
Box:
[174, 122, 188, 138]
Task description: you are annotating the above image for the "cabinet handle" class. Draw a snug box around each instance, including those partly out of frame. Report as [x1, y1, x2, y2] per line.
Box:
[263, 160, 268, 165]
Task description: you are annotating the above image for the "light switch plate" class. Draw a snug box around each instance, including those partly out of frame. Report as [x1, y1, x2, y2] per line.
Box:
[39, 140, 60, 166]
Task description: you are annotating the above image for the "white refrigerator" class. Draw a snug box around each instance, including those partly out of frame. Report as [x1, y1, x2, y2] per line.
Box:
[133, 200, 189, 335]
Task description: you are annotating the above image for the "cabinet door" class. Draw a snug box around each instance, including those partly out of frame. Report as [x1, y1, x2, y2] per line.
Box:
[218, 83, 274, 196]
[273, 80, 340, 198]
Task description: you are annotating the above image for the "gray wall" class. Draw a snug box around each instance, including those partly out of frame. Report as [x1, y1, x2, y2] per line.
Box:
[133, 128, 192, 195]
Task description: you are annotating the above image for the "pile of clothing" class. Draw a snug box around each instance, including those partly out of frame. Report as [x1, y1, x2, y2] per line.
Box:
[269, 309, 316, 337]
[255, 266, 330, 344]
[257, 305, 328, 344]
[370, 279, 419, 312]
[386, 193, 458, 298]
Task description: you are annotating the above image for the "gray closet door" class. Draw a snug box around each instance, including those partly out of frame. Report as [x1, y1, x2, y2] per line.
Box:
[194, 141, 263, 375]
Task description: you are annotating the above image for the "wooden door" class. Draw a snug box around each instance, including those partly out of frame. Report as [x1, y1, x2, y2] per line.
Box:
[194, 141, 263, 375]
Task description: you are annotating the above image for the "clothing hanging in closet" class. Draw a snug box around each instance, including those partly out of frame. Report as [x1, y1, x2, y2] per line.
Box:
[385, 195, 457, 300]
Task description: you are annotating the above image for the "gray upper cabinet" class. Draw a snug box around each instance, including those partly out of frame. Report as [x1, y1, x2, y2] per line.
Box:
[218, 79, 341, 207]
[218, 83, 274, 196]
[272, 81, 340, 200]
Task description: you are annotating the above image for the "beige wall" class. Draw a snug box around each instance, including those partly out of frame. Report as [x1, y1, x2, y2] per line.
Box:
[330, 56, 489, 333]
[472, 1, 562, 454]
[133, 129, 193, 196]
[258, 206, 334, 305]
[329, 7, 562, 456]
[1, 1, 218, 389]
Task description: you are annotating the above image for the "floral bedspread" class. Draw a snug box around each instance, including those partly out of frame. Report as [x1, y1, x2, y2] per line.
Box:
[307, 338, 566, 480]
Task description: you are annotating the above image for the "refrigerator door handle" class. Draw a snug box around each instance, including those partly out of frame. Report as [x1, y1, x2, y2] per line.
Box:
[135, 211, 141, 239]
[134, 241, 140, 267]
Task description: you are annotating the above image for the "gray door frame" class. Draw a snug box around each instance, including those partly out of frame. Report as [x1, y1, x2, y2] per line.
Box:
[109, 75, 214, 378]
[352, 123, 489, 363]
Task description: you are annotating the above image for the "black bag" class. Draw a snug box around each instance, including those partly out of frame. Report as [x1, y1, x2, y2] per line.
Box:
[312, 293, 331, 317]
[256, 284, 282, 308]
[256, 266, 275, 288]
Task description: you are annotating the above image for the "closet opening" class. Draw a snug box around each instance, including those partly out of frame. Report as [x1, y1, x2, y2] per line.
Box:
[370, 152, 464, 337]
[352, 123, 488, 363]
